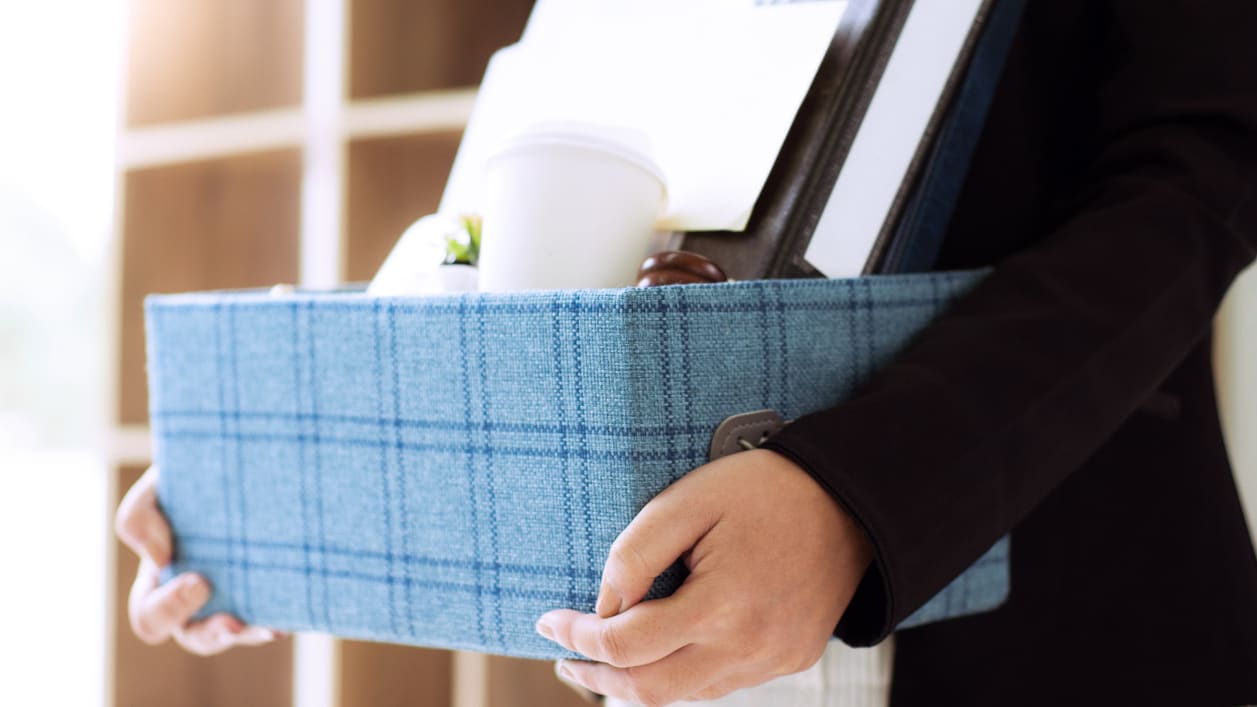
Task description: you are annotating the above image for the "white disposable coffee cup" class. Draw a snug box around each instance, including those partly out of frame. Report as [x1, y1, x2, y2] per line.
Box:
[476, 123, 667, 292]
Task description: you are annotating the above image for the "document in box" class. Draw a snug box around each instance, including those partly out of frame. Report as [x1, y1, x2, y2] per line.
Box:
[440, 0, 848, 233]
[671, 0, 1008, 280]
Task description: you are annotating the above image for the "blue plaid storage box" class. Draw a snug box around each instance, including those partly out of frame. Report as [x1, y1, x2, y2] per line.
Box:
[146, 270, 1009, 659]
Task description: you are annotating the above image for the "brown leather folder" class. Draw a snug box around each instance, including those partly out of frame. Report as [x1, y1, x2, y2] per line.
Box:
[676, 0, 1002, 279]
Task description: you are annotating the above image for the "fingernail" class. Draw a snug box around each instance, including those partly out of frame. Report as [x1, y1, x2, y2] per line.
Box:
[180, 576, 210, 605]
[235, 626, 276, 644]
[555, 662, 600, 703]
[535, 618, 555, 641]
[595, 581, 621, 617]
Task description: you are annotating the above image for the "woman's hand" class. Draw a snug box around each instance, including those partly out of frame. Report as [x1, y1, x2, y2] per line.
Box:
[535, 449, 872, 706]
[114, 466, 278, 655]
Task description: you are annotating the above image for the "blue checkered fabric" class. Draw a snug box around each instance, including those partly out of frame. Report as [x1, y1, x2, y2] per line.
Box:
[146, 270, 1009, 659]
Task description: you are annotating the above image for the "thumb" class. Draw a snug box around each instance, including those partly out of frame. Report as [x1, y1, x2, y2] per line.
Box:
[596, 480, 719, 618]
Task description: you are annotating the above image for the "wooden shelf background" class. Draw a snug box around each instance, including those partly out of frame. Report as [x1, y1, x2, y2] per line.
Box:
[125, 0, 304, 127]
[348, 0, 534, 100]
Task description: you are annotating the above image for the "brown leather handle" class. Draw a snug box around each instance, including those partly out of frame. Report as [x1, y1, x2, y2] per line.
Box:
[636, 251, 729, 287]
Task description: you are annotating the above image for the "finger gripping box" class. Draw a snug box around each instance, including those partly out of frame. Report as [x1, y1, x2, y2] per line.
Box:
[146, 271, 1008, 659]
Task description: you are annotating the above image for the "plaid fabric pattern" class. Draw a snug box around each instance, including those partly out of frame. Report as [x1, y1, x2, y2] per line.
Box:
[146, 270, 1008, 659]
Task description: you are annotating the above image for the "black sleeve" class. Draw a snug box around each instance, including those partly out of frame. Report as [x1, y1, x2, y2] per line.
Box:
[762, 0, 1257, 646]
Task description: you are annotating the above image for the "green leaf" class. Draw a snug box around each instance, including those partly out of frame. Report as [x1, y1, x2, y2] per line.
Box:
[443, 214, 481, 266]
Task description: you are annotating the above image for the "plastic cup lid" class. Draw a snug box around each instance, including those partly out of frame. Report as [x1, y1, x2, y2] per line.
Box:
[487, 121, 668, 190]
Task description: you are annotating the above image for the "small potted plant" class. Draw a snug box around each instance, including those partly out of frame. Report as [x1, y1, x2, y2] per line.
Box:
[368, 213, 482, 295]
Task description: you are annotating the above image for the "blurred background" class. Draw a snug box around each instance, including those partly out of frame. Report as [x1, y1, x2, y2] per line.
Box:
[1, 1, 1255, 706]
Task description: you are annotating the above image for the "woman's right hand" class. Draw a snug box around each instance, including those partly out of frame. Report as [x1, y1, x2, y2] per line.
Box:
[114, 466, 278, 655]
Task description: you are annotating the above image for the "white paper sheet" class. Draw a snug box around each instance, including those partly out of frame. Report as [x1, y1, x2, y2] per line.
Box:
[440, 0, 847, 232]
[805, 0, 985, 277]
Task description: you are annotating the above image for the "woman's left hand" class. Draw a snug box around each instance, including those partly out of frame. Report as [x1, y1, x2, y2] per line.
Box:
[536, 449, 873, 706]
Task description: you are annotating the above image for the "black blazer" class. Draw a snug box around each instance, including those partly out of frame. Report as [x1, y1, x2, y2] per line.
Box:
[763, 1, 1257, 704]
